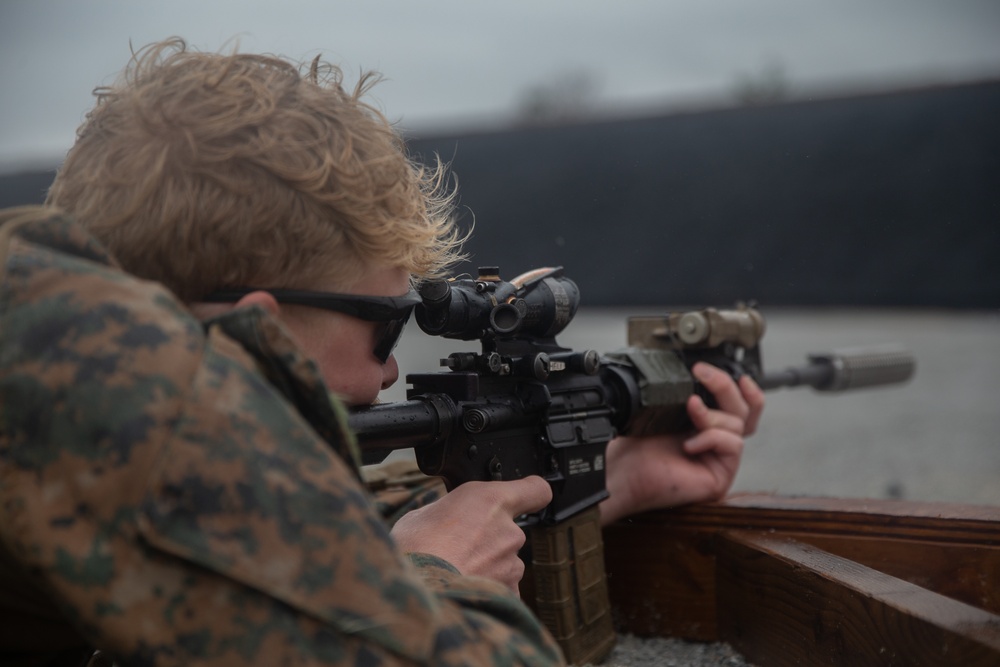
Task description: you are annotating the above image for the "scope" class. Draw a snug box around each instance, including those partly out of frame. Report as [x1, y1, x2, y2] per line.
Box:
[415, 266, 580, 342]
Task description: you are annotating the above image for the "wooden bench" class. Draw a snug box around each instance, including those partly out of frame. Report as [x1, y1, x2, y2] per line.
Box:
[603, 494, 1000, 666]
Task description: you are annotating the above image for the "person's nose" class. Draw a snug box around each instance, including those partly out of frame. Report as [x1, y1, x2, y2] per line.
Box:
[381, 353, 400, 390]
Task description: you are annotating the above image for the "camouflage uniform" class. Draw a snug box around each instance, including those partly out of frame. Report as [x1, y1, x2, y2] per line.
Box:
[0, 208, 564, 666]
[362, 460, 447, 530]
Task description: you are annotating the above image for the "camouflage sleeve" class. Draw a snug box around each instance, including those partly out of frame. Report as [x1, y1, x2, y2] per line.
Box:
[0, 214, 565, 666]
[363, 460, 447, 528]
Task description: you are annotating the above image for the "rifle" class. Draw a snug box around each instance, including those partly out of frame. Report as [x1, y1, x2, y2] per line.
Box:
[349, 266, 915, 664]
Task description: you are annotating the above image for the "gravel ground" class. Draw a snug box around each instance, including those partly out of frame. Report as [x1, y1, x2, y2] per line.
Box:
[580, 635, 752, 667]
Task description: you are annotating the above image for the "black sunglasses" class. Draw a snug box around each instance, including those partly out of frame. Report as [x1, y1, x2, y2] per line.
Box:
[202, 287, 421, 363]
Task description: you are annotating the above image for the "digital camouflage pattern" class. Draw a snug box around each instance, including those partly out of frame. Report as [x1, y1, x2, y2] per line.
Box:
[363, 460, 446, 529]
[0, 208, 564, 666]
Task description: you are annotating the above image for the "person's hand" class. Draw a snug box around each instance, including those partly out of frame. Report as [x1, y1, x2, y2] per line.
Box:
[599, 362, 764, 525]
[390, 476, 552, 593]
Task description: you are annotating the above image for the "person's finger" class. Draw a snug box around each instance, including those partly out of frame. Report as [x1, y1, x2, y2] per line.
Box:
[687, 393, 745, 435]
[497, 475, 553, 517]
[683, 428, 744, 458]
[739, 375, 766, 436]
[692, 362, 750, 421]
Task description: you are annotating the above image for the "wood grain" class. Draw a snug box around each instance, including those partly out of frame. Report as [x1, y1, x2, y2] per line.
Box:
[717, 530, 1000, 666]
[603, 493, 1000, 662]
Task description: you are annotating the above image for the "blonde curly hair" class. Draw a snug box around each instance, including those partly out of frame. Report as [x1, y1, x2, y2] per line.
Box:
[47, 38, 464, 301]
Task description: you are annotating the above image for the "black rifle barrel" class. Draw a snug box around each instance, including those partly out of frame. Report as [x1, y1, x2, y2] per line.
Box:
[350, 398, 454, 464]
[349, 400, 440, 446]
[758, 345, 915, 392]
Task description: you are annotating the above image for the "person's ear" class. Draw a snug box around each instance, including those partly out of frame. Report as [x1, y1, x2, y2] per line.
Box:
[235, 290, 280, 316]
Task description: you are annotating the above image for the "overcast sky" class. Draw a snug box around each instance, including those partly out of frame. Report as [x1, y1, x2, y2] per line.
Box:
[2, 0, 999, 172]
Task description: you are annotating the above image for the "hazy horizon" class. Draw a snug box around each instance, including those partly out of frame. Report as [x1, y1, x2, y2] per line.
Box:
[2, 1, 999, 172]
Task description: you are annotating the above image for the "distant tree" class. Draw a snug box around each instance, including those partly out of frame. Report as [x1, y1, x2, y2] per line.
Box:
[515, 70, 600, 124]
[733, 58, 789, 106]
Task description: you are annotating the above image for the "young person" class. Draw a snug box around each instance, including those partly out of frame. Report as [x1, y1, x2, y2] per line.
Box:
[1, 38, 762, 665]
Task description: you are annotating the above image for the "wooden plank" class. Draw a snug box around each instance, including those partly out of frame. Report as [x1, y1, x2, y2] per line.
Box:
[603, 494, 1000, 640]
[790, 534, 1000, 615]
[716, 531, 1000, 667]
[660, 493, 1000, 544]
